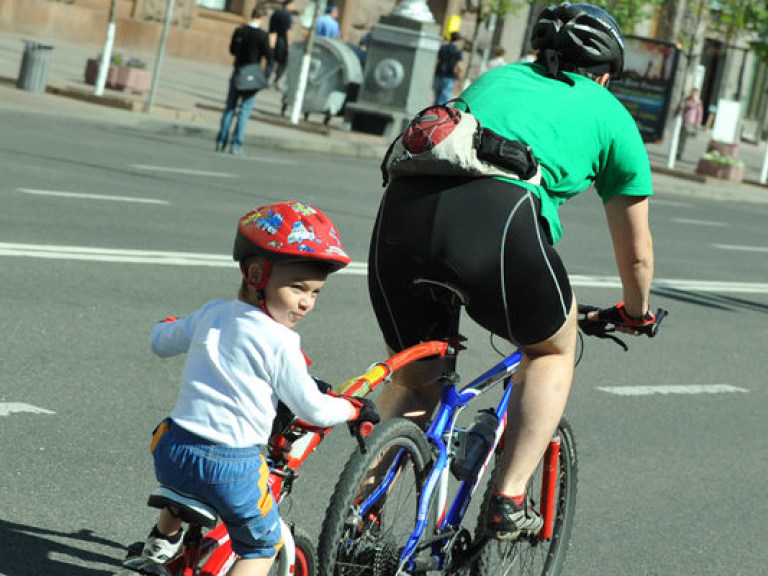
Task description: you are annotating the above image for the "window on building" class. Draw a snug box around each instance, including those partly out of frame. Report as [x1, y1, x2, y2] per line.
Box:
[196, 0, 232, 11]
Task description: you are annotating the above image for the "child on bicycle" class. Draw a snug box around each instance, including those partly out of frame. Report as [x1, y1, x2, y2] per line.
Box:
[134, 202, 379, 576]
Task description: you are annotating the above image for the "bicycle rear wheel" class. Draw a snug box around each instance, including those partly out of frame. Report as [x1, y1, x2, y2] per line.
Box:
[317, 418, 433, 576]
[474, 417, 578, 576]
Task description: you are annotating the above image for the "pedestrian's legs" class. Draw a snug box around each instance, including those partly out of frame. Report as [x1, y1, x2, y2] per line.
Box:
[274, 55, 288, 84]
[216, 80, 239, 151]
[677, 124, 688, 159]
[231, 90, 257, 153]
[433, 77, 455, 105]
[494, 299, 578, 497]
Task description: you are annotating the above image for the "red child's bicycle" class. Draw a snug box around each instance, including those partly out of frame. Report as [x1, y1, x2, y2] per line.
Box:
[118, 343, 446, 576]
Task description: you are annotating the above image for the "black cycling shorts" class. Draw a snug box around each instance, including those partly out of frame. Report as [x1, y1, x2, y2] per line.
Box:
[368, 176, 573, 350]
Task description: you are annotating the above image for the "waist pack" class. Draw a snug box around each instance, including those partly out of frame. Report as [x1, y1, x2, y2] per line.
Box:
[381, 99, 541, 187]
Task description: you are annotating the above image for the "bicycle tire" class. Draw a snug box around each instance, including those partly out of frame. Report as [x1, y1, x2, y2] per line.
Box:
[317, 418, 433, 576]
[270, 526, 317, 576]
[474, 416, 578, 576]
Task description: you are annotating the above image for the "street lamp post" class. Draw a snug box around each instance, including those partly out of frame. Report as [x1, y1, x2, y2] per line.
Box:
[147, 0, 176, 115]
[94, 0, 118, 96]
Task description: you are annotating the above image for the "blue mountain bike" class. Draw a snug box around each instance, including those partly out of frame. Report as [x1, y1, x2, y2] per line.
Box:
[317, 279, 667, 576]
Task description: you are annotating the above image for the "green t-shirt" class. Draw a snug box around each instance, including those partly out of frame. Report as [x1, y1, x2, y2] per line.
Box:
[459, 63, 652, 243]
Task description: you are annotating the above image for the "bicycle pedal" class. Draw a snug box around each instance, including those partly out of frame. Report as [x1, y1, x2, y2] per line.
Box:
[122, 556, 172, 576]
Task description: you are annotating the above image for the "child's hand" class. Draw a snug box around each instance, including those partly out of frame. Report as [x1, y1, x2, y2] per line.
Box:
[346, 397, 380, 427]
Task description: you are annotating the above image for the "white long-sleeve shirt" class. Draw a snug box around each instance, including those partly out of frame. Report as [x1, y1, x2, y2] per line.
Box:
[150, 299, 351, 447]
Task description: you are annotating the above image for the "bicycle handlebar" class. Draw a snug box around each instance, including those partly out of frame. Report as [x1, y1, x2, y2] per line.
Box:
[577, 304, 668, 351]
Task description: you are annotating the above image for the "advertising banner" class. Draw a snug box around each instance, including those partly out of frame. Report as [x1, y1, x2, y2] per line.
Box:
[609, 36, 680, 143]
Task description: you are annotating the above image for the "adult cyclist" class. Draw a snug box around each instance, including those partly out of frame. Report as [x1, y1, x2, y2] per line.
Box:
[368, 3, 658, 540]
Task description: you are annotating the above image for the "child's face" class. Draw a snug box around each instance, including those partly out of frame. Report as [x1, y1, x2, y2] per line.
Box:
[263, 261, 328, 329]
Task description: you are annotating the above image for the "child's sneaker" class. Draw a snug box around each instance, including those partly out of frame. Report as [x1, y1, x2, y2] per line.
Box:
[141, 525, 184, 563]
[486, 493, 543, 541]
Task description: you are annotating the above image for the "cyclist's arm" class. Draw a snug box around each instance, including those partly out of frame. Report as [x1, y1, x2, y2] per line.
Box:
[604, 194, 654, 318]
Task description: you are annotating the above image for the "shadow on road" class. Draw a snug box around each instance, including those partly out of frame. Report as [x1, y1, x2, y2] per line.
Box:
[652, 286, 768, 314]
[0, 518, 125, 576]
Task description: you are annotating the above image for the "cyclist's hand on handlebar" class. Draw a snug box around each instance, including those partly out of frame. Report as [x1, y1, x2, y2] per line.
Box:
[583, 302, 666, 337]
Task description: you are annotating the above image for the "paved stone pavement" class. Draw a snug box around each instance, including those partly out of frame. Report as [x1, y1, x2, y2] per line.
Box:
[1, 30, 767, 205]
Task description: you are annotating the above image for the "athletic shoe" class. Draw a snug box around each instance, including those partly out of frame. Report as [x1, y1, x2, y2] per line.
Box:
[141, 525, 184, 564]
[486, 493, 543, 541]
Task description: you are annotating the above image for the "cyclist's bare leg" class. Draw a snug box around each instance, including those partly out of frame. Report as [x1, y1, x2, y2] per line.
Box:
[156, 507, 182, 537]
[495, 298, 578, 497]
[374, 352, 444, 428]
[227, 555, 276, 576]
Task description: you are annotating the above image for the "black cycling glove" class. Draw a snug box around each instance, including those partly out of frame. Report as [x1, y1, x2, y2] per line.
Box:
[598, 301, 656, 328]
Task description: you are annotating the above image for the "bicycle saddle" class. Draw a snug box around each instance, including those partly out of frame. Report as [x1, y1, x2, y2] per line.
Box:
[147, 485, 218, 528]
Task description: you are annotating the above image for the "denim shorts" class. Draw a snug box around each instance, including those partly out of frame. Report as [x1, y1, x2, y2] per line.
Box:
[151, 420, 282, 559]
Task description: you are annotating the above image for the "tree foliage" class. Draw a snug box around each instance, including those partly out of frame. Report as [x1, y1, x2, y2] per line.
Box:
[568, 0, 666, 34]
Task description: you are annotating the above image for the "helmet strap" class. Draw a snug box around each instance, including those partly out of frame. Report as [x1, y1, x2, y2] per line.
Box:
[542, 48, 575, 87]
[241, 259, 272, 292]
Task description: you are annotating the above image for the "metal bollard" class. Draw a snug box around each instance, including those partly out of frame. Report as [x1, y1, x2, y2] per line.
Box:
[17, 40, 54, 93]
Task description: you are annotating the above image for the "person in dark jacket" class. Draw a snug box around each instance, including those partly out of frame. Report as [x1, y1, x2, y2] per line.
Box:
[215, 6, 272, 155]
[266, 0, 295, 89]
[433, 32, 463, 104]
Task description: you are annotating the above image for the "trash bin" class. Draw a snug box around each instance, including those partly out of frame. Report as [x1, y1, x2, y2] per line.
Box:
[17, 40, 54, 93]
[282, 37, 363, 124]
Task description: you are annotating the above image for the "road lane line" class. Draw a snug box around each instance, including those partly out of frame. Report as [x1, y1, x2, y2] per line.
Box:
[570, 275, 768, 294]
[672, 218, 728, 227]
[0, 243, 367, 274]
[714, 244, 768, 254]
[651, 199, 692, 207]
[17, 188, 169, 205]
[0, 402, 56, 417]
[130, 164, 236, 177]
[0, 244, 764, 289]
[597, 385, 748, 396]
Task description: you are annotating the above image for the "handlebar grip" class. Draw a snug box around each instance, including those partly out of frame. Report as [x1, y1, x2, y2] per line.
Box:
[358, 421, 375, 437]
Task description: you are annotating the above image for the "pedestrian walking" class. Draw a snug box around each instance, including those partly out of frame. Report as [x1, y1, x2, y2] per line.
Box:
[677, 88, 703, 159]
[266, 0, 295, 90]
[433, 32, 464, 105]
[215, 6, 272, 155]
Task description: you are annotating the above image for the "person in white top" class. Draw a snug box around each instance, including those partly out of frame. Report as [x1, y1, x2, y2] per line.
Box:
[134, 202, 379, 576]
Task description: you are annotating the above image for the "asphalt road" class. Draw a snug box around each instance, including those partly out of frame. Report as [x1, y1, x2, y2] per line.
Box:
[1, 109, 767, 576]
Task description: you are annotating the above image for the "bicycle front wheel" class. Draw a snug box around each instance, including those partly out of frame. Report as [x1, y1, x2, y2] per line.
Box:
[475, 417, 578, 576]
[317, 418, 433, 576]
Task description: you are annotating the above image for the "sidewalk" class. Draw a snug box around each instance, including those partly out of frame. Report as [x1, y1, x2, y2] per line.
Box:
[1, 31, 767, 204]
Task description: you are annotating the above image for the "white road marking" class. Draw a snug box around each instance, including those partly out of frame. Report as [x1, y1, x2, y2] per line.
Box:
[652, 199, 692, 207]
[672, 218, 728, 227]
[0, 243, 762, 288]
[714, 244, 768, 254]
[0, 242, 367, 274]
[0, 402, 56, 417]
[570, 275, 768, 294]
[597, 385, 748, 396]
[17, 188, 168, 205]
[130, 164, 236, 177]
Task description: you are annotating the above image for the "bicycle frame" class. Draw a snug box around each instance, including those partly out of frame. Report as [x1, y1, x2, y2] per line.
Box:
[352, 344, 563, 573]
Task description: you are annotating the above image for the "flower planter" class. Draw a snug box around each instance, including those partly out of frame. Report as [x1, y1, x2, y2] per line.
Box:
[84, 58, 152, 93]
[695, 159, 744, 182]
[706, 139, 739, 158]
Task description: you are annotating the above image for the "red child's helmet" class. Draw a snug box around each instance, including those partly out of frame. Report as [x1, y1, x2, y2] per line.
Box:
[233, 202, 350, 289]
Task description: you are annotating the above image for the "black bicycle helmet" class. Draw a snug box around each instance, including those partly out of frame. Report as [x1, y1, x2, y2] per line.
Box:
[531, 3, 624, 82]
